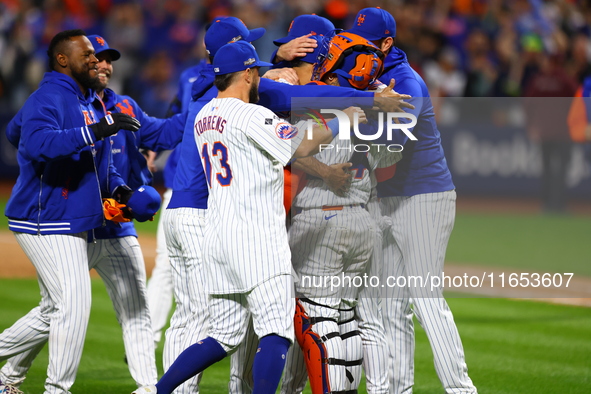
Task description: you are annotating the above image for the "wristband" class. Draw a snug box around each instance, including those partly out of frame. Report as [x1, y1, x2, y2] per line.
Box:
[327, 118, 339, 139]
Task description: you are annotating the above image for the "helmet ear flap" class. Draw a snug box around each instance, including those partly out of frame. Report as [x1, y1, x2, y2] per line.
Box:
[339, 51, 383, 90]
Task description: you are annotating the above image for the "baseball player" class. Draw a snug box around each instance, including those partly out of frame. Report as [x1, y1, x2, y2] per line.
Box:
[281, 31, 403, 394]
[270, 14, 335, 67]
[0, 30, 140, 394]
[263, 21, 401, 394]
[144, 49, 209, 350]
[132, 39, 350, 394]
[153, 15, 414, 394]
[0, 34, 185, 391]
[145, 18, 310, 356]
[350, 7, 478, 393]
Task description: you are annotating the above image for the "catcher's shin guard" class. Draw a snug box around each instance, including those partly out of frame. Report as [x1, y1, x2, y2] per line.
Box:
[295, 299, 351, 394]
[294, 299, 331, 394]
[339, 306, 363, 393]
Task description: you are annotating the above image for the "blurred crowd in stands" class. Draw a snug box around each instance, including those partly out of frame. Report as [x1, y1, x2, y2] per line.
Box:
[1, 0, 590, 119]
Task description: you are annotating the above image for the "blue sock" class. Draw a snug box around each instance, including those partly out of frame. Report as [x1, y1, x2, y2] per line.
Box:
[252, 334, 292, 394]
[155, 337, 227, 394]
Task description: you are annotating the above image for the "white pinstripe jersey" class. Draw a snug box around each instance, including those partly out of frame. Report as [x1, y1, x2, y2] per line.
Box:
[194, 97, 303, 294]
[293, 135, 401, 209]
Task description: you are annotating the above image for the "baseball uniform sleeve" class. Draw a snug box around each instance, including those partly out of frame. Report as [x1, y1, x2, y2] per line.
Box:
[19, 93, 96, 161]
[244, 107, 304, 166]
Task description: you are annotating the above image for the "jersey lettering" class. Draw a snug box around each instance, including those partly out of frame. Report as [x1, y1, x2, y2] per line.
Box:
[352, 165, 366, 179]
[195, 115, 227, 136]
[82, 110, 96, 125]
[212, 142, 232, 186]
[201, 141, 233, 187]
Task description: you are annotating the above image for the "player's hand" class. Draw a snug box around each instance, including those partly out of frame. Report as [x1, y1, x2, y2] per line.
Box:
[262, 68, 299, 85]
[276, 34, 318, 62]
[343, 106, 368, 126]
[113, 185, 133, 205]
[89, 113, 141, 141]
[143, 150, 158, 173]
[373, 79, 415, 113]
[323, 162, 353, 197]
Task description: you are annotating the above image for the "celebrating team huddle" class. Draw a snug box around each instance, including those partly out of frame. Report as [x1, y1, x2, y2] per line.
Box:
[0, 6, 477, 394]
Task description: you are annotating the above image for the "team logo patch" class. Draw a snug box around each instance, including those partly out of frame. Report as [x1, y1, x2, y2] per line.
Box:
[243, 58, 255, 66]
[229, 35, 242, 43]
[214, 67, 220, 72]
[105, 114, 114, 125]
[265, 118, 273, 125]
[96, 37, 105, 46]
[275, 122, 298, 140]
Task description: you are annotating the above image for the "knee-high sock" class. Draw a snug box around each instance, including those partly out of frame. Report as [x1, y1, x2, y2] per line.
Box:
[156, 337, 226, 394]
[252, 334, 291, 394]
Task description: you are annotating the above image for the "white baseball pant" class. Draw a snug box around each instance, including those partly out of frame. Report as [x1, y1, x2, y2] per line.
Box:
[0, 232, 91, 394]
[146, 188, 174, 344]
[162, 207, 208, 394]
[356, 221, 389, 393]
[381, 190, 477, 394]
[0, 236, 158, 388]
[208, 274, 295, 353]
[228, 319, 257, 394]
[88, 236, 157, 386]
[288, 206, 374, 392]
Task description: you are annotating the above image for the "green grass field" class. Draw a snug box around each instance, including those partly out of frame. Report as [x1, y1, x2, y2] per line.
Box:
[447, 212, 591, 277]
[1, 279, 590, 393]
[1, 198, 590, 392]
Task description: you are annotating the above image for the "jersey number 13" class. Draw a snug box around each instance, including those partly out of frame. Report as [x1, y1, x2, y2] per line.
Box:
[201, 142, 233, 187]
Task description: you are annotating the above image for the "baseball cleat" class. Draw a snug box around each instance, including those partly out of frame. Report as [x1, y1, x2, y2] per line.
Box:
[131, 385, 157, 393]
[0, 384, 24, 394]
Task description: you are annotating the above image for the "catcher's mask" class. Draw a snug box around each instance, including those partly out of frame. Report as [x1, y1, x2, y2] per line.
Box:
[312, 32, 384, 90]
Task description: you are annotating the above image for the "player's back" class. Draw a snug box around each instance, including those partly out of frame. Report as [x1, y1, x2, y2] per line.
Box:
[376, 47, 454, 197]
[194, 97, 297, 294]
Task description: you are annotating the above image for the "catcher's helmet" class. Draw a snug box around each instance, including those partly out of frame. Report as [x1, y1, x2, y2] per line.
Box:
[312, 32, 384, 90]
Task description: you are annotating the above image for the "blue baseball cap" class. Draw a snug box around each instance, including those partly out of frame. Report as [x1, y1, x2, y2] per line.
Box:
[299, 35, 326, 64]
[273, 14, 336, 46]
[213, 41, 273, 75]
[127, 185, 161, 222]
[205, 17, 266, 57]
[87, 35, 121, 61]
[347, 7, 396, 41]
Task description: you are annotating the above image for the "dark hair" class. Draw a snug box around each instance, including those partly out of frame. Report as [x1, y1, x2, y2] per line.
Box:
[214, 71, 239, 91]
[47, 29, 87, 71]
[289, 59, 306, 68]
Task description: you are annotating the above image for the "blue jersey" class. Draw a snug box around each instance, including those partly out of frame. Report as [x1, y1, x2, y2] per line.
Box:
[372, 48, 454, 197]
[168, 66, 377, 210]
[92, 88, 185, 239]
[5, 72, 126, 235]
[163, 60, 208, 189]
[167, 62, 216, 209]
